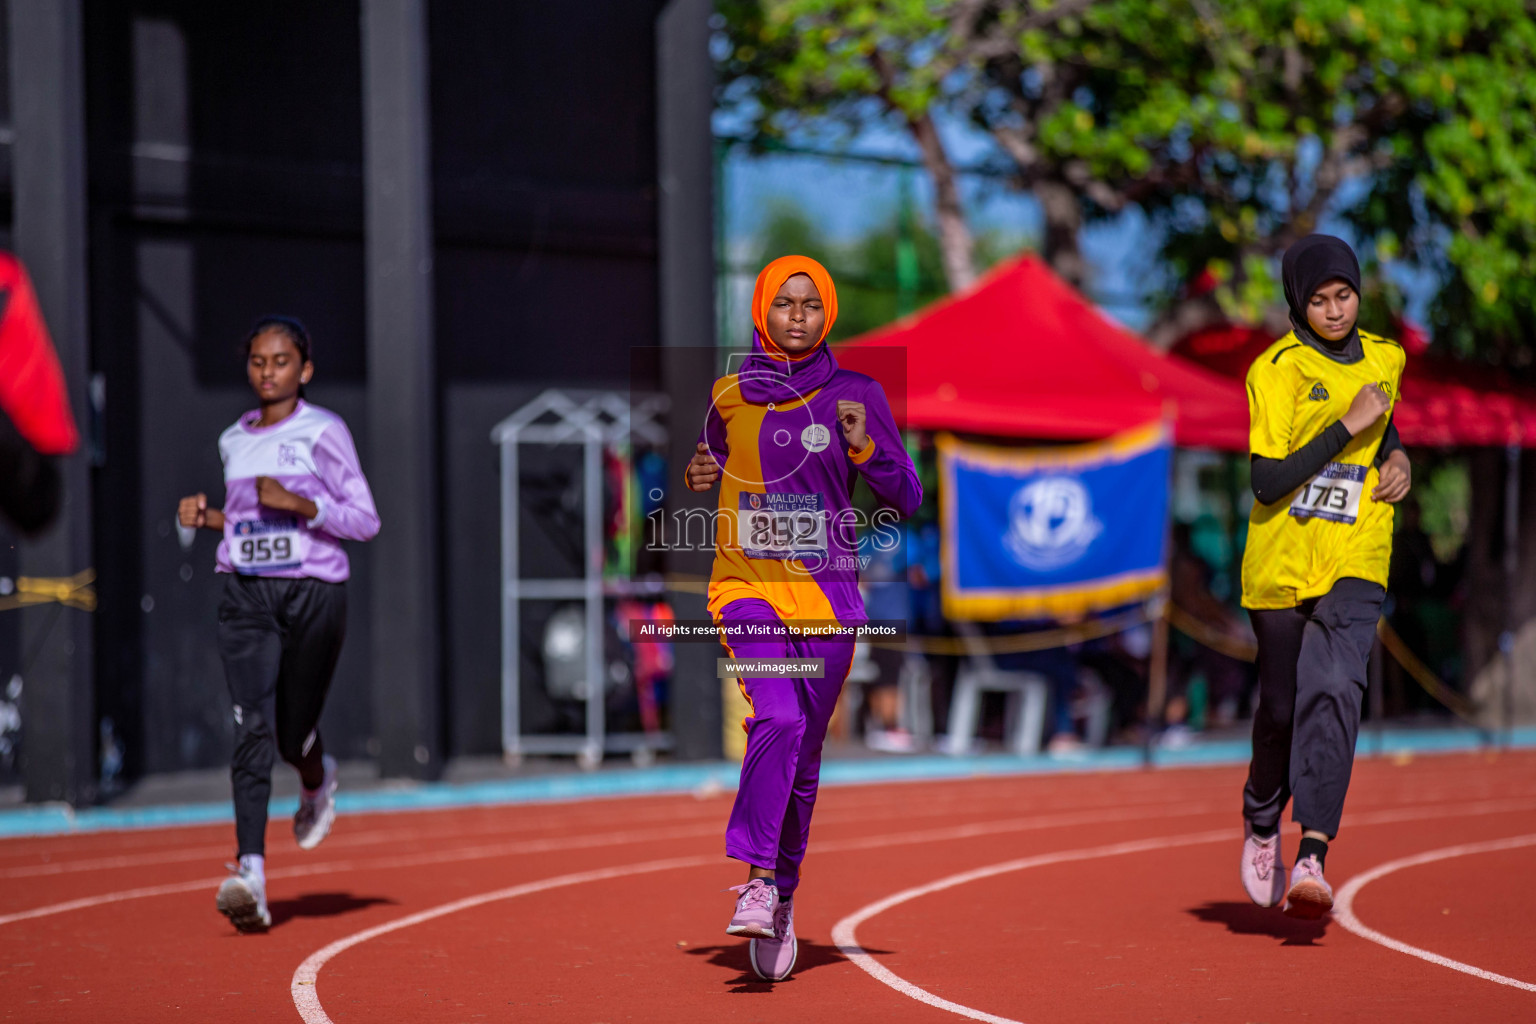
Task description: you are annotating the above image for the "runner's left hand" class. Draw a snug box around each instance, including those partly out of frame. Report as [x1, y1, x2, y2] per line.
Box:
[837, 399, 868, 453]
[1372, 450, 1411, 503]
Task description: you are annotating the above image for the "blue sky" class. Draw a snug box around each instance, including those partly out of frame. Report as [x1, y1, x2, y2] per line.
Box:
[716, 111, 1438, 335]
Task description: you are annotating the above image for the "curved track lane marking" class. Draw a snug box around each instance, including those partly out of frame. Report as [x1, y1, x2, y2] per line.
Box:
[0, 799, 1222, 927]
[285, 805, 1227, 1024]
[1333, 832, 1536, 994]
[287, 796, 1536, 1023]
[833, 802, 1536, 1022]
[831, 830, 1236, 1024]
[291, 854, 716, 1024]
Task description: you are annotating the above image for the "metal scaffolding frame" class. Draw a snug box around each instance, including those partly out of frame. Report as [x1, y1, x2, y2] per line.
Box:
[492, 389, 671, 768]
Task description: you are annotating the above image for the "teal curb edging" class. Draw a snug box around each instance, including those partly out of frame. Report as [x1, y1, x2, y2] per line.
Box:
[3, 725, 1533, 840]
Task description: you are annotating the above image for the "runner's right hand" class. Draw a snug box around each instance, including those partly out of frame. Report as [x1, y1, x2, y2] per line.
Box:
[1341, 384, 1391, 435]
[686, 442, 721, 492]
[177, 492, 209, 528]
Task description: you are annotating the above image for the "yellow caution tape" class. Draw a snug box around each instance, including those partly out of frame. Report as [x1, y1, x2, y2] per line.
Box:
[0, 569, 97, 612]
[1374, 615, 1479, 723]
[1166, 602, 1259, 661]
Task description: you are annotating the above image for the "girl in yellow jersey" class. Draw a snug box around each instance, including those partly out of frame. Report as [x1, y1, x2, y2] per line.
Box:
[1237, 235, 1411, 919]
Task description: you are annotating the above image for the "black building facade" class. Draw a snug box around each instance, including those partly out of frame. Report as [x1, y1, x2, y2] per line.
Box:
[1, 0, 716, 802]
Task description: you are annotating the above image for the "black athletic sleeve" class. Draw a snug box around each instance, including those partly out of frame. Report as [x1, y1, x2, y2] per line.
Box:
[1250, 420, 1353, 506]
[0, 401, 62, 534]
[1373, 417, 1404, 467]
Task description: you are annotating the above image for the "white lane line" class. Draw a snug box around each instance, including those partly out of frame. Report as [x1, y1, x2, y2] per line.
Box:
[831, 829, 1237, 1024]
[0, 877, 227, 926]
[0, 799, 1220, 928]
[0, 804, 738, 878]
[291, 854, 716, 1024]
[833, 800, 1536, 1022]
[9, 793, 1532, 929]
[1333, 833, 1536, 994]
[0, 777, 1213, 877]
[7, 794, 1535, 930]
[285, 803, 1227, 1023]
[289, 796, 1536, 1022]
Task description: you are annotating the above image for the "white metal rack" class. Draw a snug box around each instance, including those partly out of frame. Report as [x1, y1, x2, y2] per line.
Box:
[492, 389, 670, 767]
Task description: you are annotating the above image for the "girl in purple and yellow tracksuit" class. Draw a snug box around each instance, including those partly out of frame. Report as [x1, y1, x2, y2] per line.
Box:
[685, 255, 921, 981]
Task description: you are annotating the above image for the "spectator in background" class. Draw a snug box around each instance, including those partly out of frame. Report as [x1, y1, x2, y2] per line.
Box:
[988, 620, 1083, 755]
[859, 528, 913, 751]
[1385, 497, 1457, 712]
[1167, 520, 1256, 740]
[0, 253, 78, 535]
[1077, 618, 1153, 743]
[907, 518, 959, 735]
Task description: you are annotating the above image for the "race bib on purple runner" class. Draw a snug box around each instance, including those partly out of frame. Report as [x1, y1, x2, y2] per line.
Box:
[230, 517, 306, 574]
[738, 493, 827, 560]
[1288, 462, 1367, 525]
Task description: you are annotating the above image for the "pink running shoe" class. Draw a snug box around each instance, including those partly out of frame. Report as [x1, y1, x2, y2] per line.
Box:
[1282, 854, 1334, 919]
[726, 878, 778, 939]
[749, 898, 797, 982]
[1240, 822, 1286, 908]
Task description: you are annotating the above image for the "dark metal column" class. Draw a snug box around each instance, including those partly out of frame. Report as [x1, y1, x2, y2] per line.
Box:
[11, 0, 96, 805]
[362, 0, 440, 778]
[656, 0, 721, 760]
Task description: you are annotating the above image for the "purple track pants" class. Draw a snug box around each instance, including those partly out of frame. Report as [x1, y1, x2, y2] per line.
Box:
[720, 597, 856, 897]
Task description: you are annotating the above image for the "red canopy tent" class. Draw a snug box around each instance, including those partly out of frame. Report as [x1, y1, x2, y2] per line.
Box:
[1173, 323, 1536, 448]
[837, 254, 1248, 450]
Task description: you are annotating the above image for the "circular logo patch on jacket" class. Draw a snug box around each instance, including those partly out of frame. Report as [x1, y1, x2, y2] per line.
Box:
[801, 423, 831, 453]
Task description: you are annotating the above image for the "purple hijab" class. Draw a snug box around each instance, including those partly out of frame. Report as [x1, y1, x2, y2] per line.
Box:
[737, 330, 840, 405]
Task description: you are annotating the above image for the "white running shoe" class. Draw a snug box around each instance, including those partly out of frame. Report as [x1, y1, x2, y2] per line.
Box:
[1240, 822, 1286, 908]
[294, 754, 338, 851]
[216, 859, 271, 933]
[1282, 854, 1334, 920]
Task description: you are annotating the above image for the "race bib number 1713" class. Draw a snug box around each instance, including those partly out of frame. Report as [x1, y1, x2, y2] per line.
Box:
[1289, 462, 1367, 525]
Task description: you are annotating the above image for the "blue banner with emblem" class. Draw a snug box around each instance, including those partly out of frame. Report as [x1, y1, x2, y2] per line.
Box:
[938, 423, 1171, 620]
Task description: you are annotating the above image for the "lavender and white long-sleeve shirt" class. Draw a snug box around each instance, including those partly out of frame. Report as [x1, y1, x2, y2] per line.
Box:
[215, 401, 379, 582]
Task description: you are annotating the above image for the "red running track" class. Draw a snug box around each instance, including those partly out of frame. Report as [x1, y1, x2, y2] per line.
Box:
[1, 750, 1534, 1023]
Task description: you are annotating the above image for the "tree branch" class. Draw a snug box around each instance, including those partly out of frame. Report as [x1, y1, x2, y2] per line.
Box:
[962, 0, 1097, 65]
[869, 49, 977, 291]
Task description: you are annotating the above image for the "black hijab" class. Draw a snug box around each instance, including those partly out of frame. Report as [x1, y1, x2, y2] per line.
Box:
[1281, 234, 1362, 361]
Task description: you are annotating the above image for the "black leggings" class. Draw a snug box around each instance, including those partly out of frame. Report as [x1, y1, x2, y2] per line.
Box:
[218, 574, 347, 857]
[1243, 577, 1383, 839]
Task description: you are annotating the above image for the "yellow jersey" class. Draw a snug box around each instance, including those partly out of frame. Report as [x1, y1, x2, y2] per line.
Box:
[1240, 329, 1406, 610]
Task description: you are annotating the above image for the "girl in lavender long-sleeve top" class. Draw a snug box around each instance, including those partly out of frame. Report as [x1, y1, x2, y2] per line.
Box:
[685, 256, 921, 981]
[177, 316, 379, 933]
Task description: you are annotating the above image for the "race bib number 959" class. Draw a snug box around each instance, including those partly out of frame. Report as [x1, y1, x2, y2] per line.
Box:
[738, 493, 827, 560]
[230, 518, 304, 573]
[1289, 462, 1367, 525]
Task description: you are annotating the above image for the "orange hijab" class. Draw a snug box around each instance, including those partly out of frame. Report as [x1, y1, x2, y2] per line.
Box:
[751, 255, 839, 360]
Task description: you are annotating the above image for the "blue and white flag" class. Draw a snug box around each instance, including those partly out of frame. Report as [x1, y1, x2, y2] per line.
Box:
[939, 423, 1171, 620]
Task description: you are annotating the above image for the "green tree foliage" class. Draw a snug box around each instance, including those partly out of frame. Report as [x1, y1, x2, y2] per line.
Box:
[741, 197, 1023, 340]
[718, 1, 1536, 366]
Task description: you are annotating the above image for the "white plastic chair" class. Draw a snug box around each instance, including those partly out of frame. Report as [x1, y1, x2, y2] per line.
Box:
[944, 622, 1049, 756]
[896, 652, 933, 748]
[1072, 666, 1115, 748]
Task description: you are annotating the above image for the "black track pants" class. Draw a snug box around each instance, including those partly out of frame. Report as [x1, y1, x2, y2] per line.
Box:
[218, 574, 347, 857]
[1243, 577, 1384, 839]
